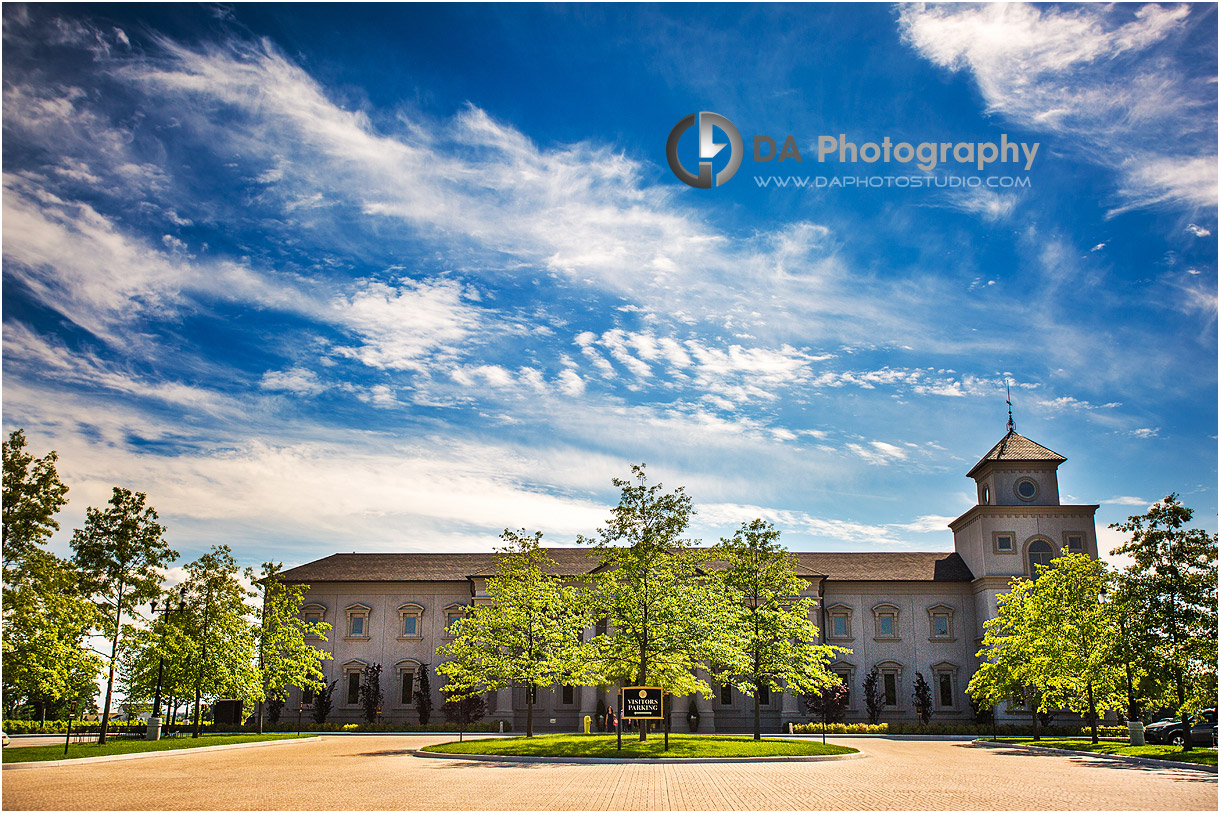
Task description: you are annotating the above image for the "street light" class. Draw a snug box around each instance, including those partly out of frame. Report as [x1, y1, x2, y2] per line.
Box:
[148, 586, 187, 740]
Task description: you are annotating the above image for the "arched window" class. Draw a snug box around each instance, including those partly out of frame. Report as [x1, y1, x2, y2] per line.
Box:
[1027, 539, 1054, 576]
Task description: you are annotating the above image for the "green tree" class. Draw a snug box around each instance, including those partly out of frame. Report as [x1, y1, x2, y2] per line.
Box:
[912, 672, 933, 726]
[967, 579, 1046, 739]
[578, 464, 732, 741]
[437, 530, 586, 737]
[310, 680, 336, 724]
[862, 667, 884, 724]
[414, 664, 433, 725]
[1111, 494, 1218, 751]
[249, 562, 332, 733]
[179, 545, 261, 737]
[2, 429, 70, 568]
[71, 487, 178, 744]
[714, 519, 843, 740]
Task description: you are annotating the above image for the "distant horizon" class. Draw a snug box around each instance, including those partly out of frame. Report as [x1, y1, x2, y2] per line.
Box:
[3, 3, 1215, 584]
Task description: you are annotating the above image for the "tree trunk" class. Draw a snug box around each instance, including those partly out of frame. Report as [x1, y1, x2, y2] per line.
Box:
[1029, 690, 1039, 741]
[526, 687, 534, 738]
[193, 585, 212, 739]
[98, 583, 125, 746]
[753, 686, 761, 742]
[1087, 681, 1098, 744]
[256, 583, 267, 735]
[1176, 667, 1191, 752]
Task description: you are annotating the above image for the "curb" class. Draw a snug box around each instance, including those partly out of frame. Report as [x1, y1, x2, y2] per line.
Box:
[409, 748, 867, 765]
[971, 738, 1218, 774]
[2, 736, 321, 770]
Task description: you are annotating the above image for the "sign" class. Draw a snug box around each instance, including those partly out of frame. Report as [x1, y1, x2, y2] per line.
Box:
[621, 686, 663, 720]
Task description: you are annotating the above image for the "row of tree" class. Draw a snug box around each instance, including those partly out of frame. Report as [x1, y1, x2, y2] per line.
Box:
[2, 430, 331, 743]
[438, 465, 848, 741]
[968, 495, 1217, 750]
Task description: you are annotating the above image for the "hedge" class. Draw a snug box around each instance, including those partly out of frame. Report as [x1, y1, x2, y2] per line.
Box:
[791, 721, 1132, 737]
[1, 720, 152, 735]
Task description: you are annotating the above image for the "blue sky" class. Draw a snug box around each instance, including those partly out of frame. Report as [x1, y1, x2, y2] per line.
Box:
[3, 2, 1216, 576]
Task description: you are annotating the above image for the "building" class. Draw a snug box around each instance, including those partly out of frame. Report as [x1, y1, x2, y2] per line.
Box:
[278, 428, 1099, 732]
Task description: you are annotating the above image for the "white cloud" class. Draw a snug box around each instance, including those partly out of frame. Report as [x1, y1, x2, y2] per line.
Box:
[1038, 395, 1121, 412]
[1101, 496, 1152, 506]
[1186, 223, 1212, 237]
[260, 367, 326, 396]
[1129, 427, 1160, 438]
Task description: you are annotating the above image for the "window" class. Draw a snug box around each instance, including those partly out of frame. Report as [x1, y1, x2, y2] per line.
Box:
[301, 603, 326, 637]
[1027, 539, 1055, 576]
[876, 661, 903, 708]
[397, 603, 424, 639]
[833, 671, 851, 706]
[992, 531, 1015, 554]
[347, 671, 361, 705]
[927, 604, 954, 641]
[1015, 478, 1038, 502]
[562, 685, 574, 705]
[595, 617, 608, 637]
[401, 672, 415, 705]
[443, 604, 466, 637]
[826, 604, 853, 641]
[396, 660, 419, 706]
[938, 674, 953, 707]
[1066, 533, 1085, 553]
[302, 688, 315, 706]
[883, 673, 897, 706]
[873, 604, 900, 640]
[345, 604, 371, 639]
[720, 683, 732, 705]
[758, 685, 770, 705]
[981, 484, 991, 505]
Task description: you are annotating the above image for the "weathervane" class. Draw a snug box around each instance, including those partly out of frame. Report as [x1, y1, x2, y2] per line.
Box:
[1005, 379, 1014, 432]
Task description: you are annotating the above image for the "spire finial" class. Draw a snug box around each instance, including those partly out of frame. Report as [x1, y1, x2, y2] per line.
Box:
[1005, 379, 1014, 432]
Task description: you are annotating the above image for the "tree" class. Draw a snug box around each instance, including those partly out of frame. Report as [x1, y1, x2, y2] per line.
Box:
[311, 680, 336, 725]
[71, 487, 177, 744]
[578, 464, 733, 741]
[803, 680, 849, 728]
[414, 664, 432, 725]
[437, 530, 587, 737]
[1111, 494, 1218, 751]
[967, 580, 1047, 740]
[249, 562, 332, 733]
[862, 667, 884, 724]
[2, 429, 69, 568]
[912, 672, 933, 725]
[715, 519, 844, 740]
[443, 691, 487, 725]
[267, 697, 285, 725]
[359, 663, 383, 724]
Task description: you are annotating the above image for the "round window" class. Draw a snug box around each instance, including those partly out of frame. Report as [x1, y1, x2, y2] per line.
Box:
[1015, 478, 1038, 501]
[981, 485, 990, 505]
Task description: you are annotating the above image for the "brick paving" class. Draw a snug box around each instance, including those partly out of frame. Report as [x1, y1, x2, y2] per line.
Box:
[3, 735, 1216, 810]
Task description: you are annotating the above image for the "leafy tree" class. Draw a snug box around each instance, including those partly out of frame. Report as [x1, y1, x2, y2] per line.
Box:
[862, 667, 884, 724]
[2, 429, 70, 568]
[414, 664, 433, 725]
[71, 487, 178, 744]
[912, 672, 933, 725]
[967, 578, 1044, 738]
[578, 464, 733, 741]
[267, 697, 285, 725]
[714, 519, 844, 740]
[803, 680, 849, 726]
[311, 680, 336, 724]
[1111, 494, 1218, 751]
[437, 530, 587, 737]
[443, 691, 487, 725]
[249, 562, 332, 733]
[360, 663, 383, 723]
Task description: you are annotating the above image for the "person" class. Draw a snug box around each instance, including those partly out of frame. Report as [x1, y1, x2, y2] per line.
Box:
[605, 708, 614, 732]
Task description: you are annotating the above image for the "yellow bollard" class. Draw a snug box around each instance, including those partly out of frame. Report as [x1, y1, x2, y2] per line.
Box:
[583, 715, 591, 735]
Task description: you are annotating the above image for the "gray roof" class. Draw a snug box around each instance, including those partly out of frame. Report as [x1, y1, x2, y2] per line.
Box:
[967, 430, 1066, 477]
[279, 549, 973, 584]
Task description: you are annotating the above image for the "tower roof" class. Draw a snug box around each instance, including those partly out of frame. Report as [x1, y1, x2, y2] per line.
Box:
[967, 430, 1066, 478]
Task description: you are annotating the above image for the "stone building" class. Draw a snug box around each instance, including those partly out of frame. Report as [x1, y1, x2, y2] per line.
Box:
[278, 428, 1099, 732]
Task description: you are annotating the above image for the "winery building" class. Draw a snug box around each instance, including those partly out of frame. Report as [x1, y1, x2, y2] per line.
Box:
[278, 428, 1099, 733]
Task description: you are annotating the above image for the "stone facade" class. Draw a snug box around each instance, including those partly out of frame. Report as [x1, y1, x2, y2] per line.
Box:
[279, 429, 1098, 733]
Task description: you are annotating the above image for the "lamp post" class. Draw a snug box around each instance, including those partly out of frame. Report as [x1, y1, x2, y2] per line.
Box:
[147, 586, 187, 741]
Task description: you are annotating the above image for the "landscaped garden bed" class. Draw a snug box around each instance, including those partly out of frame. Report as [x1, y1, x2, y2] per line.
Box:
[2, 733, 307, 763]
[421, 733, 857, 759]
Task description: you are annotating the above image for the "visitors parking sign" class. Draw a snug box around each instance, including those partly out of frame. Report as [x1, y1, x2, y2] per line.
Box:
[621, 687, 663, 719]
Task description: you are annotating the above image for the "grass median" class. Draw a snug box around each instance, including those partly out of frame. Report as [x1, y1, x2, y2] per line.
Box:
[2, 733, 307, 763]
[989, 738, 1217, 767]
[422, 733, 857, 759]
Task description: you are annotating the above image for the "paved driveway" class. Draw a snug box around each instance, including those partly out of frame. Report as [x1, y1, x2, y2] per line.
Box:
[3, 735, 1216, 810]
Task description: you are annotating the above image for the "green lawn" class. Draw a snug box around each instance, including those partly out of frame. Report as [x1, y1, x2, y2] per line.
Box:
[992, 738, 1218, 767]
[2, 733, 306, 763]
[423, 733, 857, 759]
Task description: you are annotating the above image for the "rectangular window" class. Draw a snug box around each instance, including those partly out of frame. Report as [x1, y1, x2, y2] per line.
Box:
[938, 674, 953, 707]
[595, 618, 608, 636]
[996, 534, 1014, 551]
[302, 689, 314, 706]
[303, 613, 321, 633]
[401, 672, 415, 705]
[1067, 534, 1084, 553]
[562, 685, 574, 705]
[883, 673, 897, 706]
[758, 685, 770, 705]
[347, 672, 361, 705]
[350, 615, 365, 637]
[879, 616, 894, 637]
[834, 672, 851, 706]
[933, 615, 949, 637]
[720, 683, 732, 705]
[832, 616, 847, 637]
[402, 616, 417, 636]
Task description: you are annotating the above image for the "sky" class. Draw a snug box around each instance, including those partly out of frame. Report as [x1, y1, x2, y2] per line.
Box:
[3, 2, 1216, 579]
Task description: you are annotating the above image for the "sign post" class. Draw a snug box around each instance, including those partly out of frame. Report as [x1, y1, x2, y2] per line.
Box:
[617, 688, 622, 752]
[621, 687, 665, 750]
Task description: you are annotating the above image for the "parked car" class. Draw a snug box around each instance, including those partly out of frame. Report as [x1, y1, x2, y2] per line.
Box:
[2, 730, 9, 746]
[1144, 709, 1216, 746]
